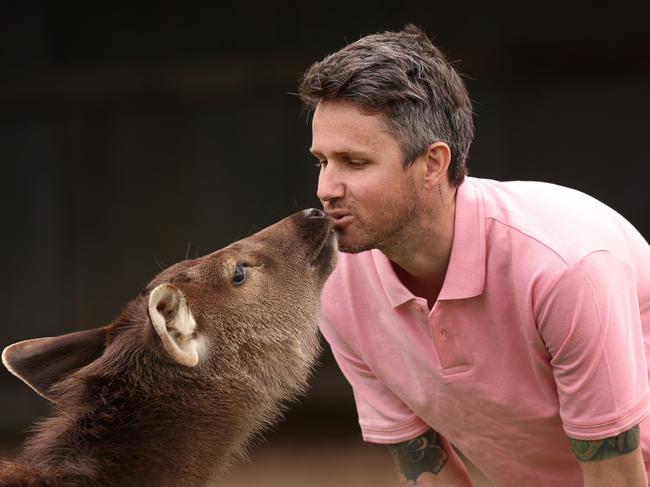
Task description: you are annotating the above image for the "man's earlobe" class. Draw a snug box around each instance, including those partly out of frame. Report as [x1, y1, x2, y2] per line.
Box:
[2, 327, 108, 402]
[148, 283, 200, 367]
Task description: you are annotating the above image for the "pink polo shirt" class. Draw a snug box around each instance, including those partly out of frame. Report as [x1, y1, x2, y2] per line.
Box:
[319, 177, 650, 486]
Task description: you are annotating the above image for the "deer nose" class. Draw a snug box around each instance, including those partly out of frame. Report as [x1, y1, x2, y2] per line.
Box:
[303, 208, 326, 219]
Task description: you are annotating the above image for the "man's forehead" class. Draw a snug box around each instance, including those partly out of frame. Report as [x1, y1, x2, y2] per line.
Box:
[310, 132, 396, 159]
[310, 104, 394, 156]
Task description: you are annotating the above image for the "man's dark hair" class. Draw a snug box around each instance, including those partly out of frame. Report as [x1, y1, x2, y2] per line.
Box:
[299, 24, 474, 186]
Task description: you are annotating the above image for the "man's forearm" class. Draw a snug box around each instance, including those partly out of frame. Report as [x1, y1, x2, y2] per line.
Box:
[579, 447, 647, 487]
[570, 425, 647, 486]
[388, 429, 474, 486]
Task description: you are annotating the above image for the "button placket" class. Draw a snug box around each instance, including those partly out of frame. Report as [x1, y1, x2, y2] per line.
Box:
[410, 300, 428, 319]
[429, 307, 468, 370]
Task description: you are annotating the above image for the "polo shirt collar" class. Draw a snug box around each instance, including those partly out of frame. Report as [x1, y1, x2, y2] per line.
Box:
[371, 249, 414, 307]
[372, 177, 486, 307]
[439, 177, 486, 300]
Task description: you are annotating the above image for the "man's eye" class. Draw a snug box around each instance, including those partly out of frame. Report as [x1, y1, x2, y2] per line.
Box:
[315, 160, 327, 169]
[232, 263, 248, 285]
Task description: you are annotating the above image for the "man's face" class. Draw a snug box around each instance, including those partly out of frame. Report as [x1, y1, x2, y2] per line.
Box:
[310, 100, 420, 253]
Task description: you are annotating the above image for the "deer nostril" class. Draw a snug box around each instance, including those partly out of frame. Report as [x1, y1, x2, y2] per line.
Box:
[304, 208, 326, 218]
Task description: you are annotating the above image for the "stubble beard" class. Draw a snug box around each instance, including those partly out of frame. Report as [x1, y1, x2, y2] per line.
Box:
[335, 196, 419, 255]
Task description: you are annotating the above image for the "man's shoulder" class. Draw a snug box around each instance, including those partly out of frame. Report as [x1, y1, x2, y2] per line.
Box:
[469, 177, 643, 267]
[469, 176, 607, 217]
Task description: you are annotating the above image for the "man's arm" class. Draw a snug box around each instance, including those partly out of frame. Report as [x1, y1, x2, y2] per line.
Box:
[569, 425, 647, 486]
[388, 429, 474, 486]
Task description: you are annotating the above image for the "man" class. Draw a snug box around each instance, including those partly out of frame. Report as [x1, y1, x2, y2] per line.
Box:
[298, 25, 650, 486]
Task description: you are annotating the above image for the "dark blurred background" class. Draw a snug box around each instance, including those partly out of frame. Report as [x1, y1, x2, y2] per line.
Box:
[1, 2, 648, 483]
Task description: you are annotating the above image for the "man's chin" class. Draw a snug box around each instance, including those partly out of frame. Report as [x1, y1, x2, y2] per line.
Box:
[335, 233, 374, 254]
[338, 245, 369, 254]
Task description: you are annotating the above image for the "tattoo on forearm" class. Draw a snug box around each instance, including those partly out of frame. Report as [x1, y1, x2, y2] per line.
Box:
[388, 430, 449, 481]
[569, 425, 641, 462]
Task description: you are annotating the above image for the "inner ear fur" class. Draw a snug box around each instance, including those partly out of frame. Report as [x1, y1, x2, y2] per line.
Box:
[2, 327, 108, 402]
[148, 283, 199, 367]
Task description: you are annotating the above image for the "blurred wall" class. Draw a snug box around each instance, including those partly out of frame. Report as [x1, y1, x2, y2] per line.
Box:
[1, 2, 648, 444]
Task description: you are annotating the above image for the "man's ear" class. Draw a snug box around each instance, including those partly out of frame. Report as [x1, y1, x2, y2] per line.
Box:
[2, 327, 108, 402]
[148, 283, 200, 367]
[422, 141, 452, 189]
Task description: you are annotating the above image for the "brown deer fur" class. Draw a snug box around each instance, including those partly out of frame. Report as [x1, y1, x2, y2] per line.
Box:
[0, 209, 337, 487]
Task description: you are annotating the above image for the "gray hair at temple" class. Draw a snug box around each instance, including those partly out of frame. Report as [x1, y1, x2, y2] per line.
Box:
[298, 24, 475, 186]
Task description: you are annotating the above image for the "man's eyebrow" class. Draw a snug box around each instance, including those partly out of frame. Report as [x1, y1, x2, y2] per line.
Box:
[309, 148, 369, 159]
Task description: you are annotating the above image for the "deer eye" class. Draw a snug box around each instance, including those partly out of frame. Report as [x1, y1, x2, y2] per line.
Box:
[232, 263, 248, 285]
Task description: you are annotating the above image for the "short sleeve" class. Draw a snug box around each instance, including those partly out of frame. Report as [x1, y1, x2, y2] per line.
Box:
[538, 250, 650, 440]
[319, 313, 430, 444]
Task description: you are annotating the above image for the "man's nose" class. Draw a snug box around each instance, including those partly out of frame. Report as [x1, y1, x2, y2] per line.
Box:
[317, 165, 345, 203]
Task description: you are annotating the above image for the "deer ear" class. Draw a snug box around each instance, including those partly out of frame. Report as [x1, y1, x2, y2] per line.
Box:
[148, 283, 200, 367]
[2, 327, 108, 402]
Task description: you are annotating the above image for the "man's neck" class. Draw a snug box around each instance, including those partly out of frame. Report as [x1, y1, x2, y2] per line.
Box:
[382, 188, 457, 308]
